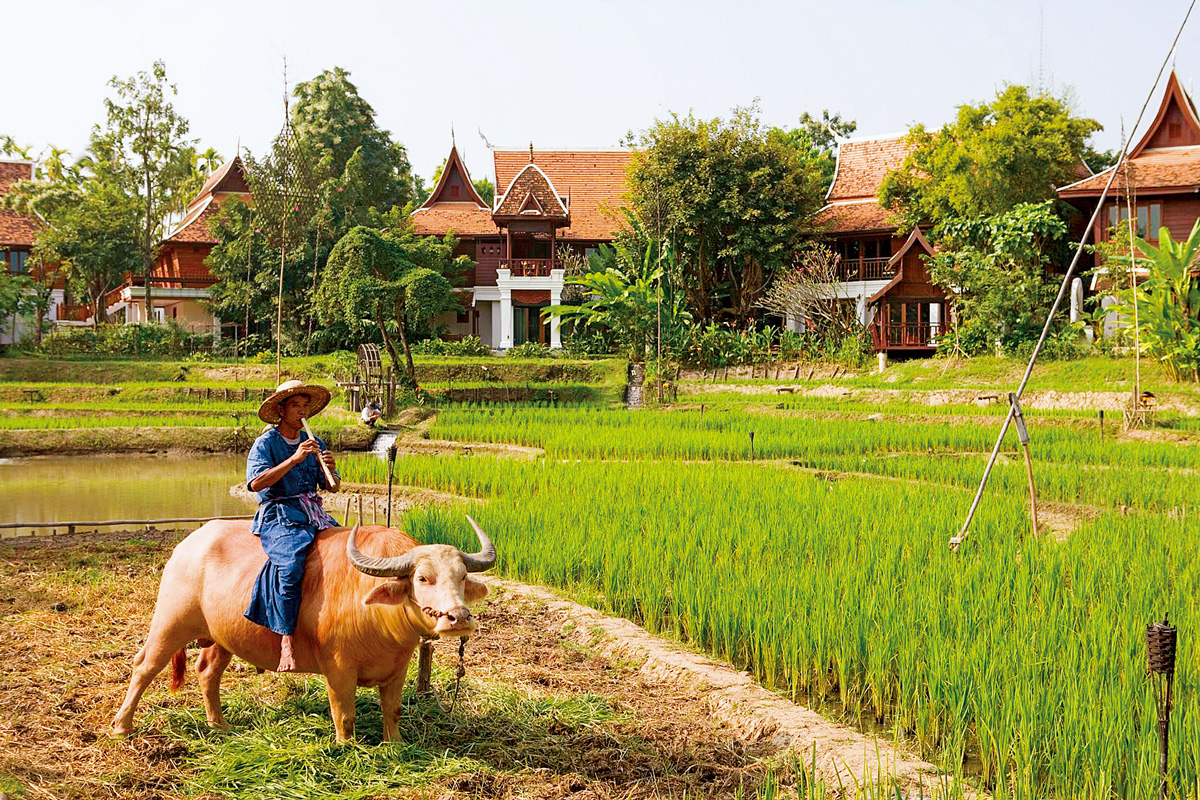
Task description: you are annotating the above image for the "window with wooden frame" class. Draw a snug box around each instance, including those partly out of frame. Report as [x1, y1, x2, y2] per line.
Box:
[1106, 202, 1162, 241]
[5, 249, 29, 274]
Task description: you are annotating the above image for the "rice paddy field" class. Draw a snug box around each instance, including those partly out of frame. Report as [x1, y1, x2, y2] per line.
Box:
[335, 398, 1200, 799]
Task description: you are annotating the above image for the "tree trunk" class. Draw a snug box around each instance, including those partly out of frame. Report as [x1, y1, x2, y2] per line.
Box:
[374, 308, 403, 378]
[143, 163, 155, 325]
[392, 298, 417, 386]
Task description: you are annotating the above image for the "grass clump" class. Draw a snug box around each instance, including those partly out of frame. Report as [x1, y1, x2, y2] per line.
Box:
[164, 673, 624, 799]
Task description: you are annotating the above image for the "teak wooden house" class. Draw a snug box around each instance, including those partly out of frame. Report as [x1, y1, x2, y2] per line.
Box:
[811, 135, 949, 353]
[1059, 71, 1200, 263]
[412, 145, 632, 349]
[105, 156, 250, 332]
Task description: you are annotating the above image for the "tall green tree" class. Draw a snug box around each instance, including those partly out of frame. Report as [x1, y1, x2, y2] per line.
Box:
[315, 222, 465, 383]
[777, 109, 857, 192]
[928, 201, 1069, 355]
[628, 104, 827, 325]
[291, 67, 416, 233]
[879, 85, 1101, 233]
[98, 60, 196, 320]
[33, 181, 142, 324]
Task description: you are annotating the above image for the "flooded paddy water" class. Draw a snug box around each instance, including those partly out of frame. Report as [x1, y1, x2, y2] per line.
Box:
[0, 453, 252, 538]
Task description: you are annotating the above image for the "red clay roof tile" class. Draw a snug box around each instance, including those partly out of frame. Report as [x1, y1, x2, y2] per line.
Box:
[1058, 146, 1200, 196]
[494, 149, 633, 240]
[813, 200, 896, 234]
[826, 136, 912, 202]
[0, 161, 41, 246]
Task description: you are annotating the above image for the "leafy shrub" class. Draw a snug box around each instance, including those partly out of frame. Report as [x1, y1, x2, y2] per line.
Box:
[411, 335, 491, 357]
[506, 342, 556, 359]
[38, 323, 215, 358]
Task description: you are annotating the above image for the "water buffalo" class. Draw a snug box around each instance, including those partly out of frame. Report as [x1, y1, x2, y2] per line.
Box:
[111, 517, 494, 741]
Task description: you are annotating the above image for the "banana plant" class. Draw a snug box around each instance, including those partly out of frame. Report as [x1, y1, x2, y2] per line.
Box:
[1111, 219, 1200, 381]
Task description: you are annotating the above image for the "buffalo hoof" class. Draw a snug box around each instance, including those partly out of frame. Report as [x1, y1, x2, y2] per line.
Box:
[110, 722, 133, 738]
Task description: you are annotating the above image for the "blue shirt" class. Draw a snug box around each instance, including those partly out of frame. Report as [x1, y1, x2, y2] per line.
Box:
[246, 427, 339, 534]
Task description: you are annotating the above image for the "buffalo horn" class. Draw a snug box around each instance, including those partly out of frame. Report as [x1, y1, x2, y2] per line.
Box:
[346, 523, 416, 578]
[460, 515, 497, 573]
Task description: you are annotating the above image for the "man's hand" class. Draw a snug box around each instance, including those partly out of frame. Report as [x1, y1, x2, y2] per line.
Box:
[291, 438, 322, 466]
[320, 451, 336, 472]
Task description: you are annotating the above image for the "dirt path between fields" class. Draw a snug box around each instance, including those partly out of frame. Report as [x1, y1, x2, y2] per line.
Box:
[680, 382, 1200, 415]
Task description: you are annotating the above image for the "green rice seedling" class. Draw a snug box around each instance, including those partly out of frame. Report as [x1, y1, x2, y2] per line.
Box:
[336, 444, 1198, 799]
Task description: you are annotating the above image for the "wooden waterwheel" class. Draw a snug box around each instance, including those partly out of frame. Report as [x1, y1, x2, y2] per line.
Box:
[357, 344, 384, 399]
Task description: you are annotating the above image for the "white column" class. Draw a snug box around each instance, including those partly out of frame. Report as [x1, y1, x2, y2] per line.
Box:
[549, 268, 564, 349]
[499, 289, 514, 350]
[550, 288, 562, 348]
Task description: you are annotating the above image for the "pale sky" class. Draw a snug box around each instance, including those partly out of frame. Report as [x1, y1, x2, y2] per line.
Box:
[4, 0, 1198, 184]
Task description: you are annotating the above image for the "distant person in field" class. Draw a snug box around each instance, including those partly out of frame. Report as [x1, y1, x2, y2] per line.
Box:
[244, 380, 340, 672]
[360, 401, 383, 428]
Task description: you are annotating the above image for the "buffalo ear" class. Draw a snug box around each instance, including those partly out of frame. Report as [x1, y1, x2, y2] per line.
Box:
[364, 580, 410, 606]
[464, 577, 489, 603]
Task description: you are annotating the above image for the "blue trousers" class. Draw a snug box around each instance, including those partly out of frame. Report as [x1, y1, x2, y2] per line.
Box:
[244, 522, 318, 636]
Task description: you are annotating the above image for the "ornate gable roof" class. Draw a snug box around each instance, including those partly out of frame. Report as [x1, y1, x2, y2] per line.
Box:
[494, 161, 569, 221]
[868, 227, 937, 303]
[165, 156, 250, 245]
[1132, 71, 1200, 156]
[1059, 72, 1200, 197]
[421, 145, 488, 210]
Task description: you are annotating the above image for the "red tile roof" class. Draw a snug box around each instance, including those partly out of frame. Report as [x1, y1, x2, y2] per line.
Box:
[1060, 72, 1200, 197]
[164, 157, 250, 244]
[495, 149, 633, 240]
[826, 136, 912, 202]
[813, 200, 895, 234]
[410, 203, 498, 237]
[1058, 146, 1200, 196]
[0, 161, 41, 246]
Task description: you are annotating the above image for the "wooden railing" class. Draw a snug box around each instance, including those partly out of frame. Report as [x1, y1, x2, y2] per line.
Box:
[56, 304, 92, 322]
[500, 258, 557, 277]
[837, 257, 894, 282]
[873, 322, 945, 349]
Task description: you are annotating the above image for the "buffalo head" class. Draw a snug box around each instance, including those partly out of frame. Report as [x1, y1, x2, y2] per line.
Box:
[346, 516, 494, 637]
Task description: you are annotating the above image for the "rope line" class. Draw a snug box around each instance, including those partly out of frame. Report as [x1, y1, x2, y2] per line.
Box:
[949, 0, 1197, 551]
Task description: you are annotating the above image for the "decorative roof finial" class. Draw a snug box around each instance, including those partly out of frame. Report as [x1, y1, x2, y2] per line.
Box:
[529, 142, 534, 162]
[451, 124, 456, 148]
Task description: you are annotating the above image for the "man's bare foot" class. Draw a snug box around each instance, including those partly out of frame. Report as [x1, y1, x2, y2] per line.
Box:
[278, 634, 298, 672]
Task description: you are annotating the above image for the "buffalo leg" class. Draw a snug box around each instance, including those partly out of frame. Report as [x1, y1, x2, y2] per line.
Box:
[324, 667, 359, 742]
[196, 643, 233, 730]
[111, 625, 196, 736]
[379, 652, 413, 742]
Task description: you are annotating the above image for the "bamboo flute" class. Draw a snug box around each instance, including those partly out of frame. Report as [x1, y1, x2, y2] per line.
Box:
[300, 417, 338, 489]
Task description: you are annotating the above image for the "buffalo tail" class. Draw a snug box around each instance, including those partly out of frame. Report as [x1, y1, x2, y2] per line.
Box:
[169, 648, 187, 691]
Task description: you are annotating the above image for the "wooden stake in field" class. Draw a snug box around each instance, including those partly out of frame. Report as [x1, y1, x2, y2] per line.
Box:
[1009, 393, 1039, 537]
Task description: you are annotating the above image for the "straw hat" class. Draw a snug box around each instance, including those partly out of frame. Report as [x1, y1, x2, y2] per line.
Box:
[258, 380, 332, 424]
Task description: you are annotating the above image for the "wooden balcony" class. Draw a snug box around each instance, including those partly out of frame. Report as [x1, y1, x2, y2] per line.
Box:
[872, 322, 945, 350]
[500, 258, 558, 277]
[837, 257, 895, 282]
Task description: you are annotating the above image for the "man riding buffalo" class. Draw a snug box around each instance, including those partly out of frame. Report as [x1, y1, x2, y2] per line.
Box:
[245, 380, 341, 672]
